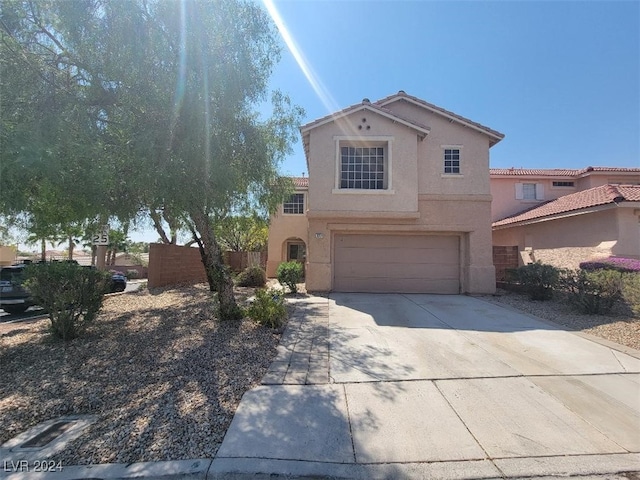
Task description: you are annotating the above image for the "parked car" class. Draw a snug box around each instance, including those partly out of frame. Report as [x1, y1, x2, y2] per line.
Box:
[0, 264, 36, 315]
[0, 263, 127, 315]
[110, 271, 127, 293]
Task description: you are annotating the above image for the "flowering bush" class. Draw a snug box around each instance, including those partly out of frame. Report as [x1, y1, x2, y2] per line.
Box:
[580, 257, 640, 273]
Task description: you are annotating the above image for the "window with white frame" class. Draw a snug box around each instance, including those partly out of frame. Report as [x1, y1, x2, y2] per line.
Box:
[339, 145, 386, 189]
[283, 193, 304, 214]
[516, 182, 544, 200]
[522, 183, 536, 199]
[443, 148, 461, 174]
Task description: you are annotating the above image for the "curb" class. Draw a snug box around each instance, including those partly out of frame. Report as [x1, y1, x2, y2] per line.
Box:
[0, 459, 211, 480]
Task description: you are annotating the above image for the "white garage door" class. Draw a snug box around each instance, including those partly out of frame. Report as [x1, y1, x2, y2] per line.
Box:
[333, 234, 460, 294]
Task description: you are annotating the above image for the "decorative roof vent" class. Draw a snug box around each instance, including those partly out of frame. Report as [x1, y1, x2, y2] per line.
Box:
[398, 90, 406, 95]
[362, 98, 370, 104]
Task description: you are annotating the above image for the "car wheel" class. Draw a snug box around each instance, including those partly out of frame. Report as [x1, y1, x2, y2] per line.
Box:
[2, 305, 28, 315]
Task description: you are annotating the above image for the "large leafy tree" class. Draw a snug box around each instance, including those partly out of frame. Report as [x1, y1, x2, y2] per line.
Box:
[1, 0, 301, 319]
[215, 215, 268, 252]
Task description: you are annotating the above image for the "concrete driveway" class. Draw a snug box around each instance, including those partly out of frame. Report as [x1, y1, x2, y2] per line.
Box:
[211, 293, 640, 479]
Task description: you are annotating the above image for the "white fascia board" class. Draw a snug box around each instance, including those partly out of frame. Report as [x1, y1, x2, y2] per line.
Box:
[379, 96, 503, 143]
[300, 105, 430, 137]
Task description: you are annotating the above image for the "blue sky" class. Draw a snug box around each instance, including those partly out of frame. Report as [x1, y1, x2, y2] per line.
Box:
[263, 0, 639, 178]
[127, 0, 640, 243]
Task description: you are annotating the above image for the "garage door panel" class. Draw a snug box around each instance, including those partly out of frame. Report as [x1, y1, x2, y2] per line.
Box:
[334, 262, 459, 279]
[337, 277, 459, 294]
[333, 234, 460, 294]
[336, 234, 456, 249]
[335, 247, 459, 264]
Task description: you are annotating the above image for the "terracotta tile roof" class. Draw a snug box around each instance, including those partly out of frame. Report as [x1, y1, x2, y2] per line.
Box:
[493, 184, 640, 228]
[291, 177, 309, 188]
[300, 99, 430, 136]
[490, 166, 640, 177]
[376, 91, 505, 145]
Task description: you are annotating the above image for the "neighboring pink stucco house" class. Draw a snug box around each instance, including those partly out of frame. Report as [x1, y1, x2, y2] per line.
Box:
[267, 91, 504, 294]
[491, 167, 640, 269]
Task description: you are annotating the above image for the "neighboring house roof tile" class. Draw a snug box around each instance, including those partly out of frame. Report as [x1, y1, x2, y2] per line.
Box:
[292, 177, 309, 188]
[490, 166, 640, 177]
[493, 184, 640, 228]
[376, 90, 505, 145]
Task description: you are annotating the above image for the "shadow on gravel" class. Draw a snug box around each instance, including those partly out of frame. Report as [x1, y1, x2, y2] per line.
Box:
[0, 284, 280, 465]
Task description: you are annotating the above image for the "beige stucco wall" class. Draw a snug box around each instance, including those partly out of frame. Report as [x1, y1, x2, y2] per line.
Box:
[576, 172, 640, 189]
[490, 177, 577, 222]
[270, 98, 499, 294]
[491, 172, 640, 223]
[0, 245, 16, 266]
[307, 110, 419, 213]
[383, 99, 492, 196]
[266, 202, 308, 277]
[305, 196, 495, 294]
[492, 206, 640, 269]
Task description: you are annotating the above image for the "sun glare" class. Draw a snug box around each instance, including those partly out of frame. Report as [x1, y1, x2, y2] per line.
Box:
[262, 0, 340, 116]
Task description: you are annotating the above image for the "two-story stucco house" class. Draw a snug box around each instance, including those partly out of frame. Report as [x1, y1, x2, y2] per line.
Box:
[266, 91, 504, 294]
[491, 167, 640, 269]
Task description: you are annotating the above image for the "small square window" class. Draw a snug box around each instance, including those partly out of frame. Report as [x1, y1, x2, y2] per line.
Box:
[283, 193, 304, 214]
[443, 148, 460, 174]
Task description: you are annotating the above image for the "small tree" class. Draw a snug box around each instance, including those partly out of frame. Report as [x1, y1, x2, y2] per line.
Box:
[25, 262, 110, 340]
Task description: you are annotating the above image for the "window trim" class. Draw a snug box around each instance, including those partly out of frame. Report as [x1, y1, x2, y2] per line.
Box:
[552, 181, 575, 188]
[515, 182, 544, 201]
[333, 135, 394, 193]
[282, 192, 305, 215]
[441, 145, 463, 175]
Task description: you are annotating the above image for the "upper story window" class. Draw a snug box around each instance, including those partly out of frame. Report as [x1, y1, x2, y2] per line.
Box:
[552, 181, 575, 187]
[443, 148, 461, 174]
[516, 182, 544, 200]
[340, 146, 386, 189]
[283, 193, 304, 214]
[522, 183, 536, 199]
[333, 136, 393, 193]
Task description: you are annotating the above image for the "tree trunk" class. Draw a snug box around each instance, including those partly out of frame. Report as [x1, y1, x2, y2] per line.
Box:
[68, 235, 74, 260]
[41, 239, 46, 262]
[191, 210, 241, 320]
[190, 225, 216, 292]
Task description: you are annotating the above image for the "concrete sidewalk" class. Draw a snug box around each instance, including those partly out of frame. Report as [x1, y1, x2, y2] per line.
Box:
[210, 293, 640, 479]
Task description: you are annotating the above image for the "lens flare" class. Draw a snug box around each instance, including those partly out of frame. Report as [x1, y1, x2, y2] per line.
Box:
[262, 0, 340, 116]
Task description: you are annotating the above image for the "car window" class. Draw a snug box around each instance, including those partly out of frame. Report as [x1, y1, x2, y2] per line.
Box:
[0, 268, 24, 283]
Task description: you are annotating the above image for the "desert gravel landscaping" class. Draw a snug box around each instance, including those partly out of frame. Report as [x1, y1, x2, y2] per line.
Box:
[1, 283, 638, 467]
[0, 284, 282, 465]
[482, 289, 640, 351]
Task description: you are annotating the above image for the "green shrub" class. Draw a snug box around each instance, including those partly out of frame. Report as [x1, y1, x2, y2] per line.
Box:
[25, 262, 111, 341]
[126, 269, 139, 279]
[621, 273, 640, 317]
[276, 261, 304, 293]
[561, 269, 623, 315]
[236, 265, 266, 287]
[512, 262, 560, 300]
[247, 288, 287, 328]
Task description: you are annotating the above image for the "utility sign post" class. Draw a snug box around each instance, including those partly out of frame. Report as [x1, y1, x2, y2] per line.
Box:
[92, 225, 109, 246]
